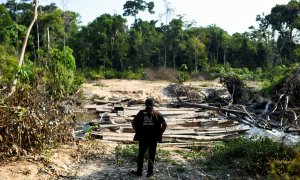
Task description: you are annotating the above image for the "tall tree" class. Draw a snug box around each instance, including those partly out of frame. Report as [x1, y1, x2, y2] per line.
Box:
[123, 0, 154, 24]
[168, 16, 184, 69]
[8, 0, 39, 97]
[265, 0, 300, 63]
[0, 4, 13, 44]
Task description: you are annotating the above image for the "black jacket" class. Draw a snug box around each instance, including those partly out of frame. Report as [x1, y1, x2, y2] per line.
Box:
[133, 110, 165, 142]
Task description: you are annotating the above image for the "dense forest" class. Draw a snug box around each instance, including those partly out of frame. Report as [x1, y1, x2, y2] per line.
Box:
[1, 0, 300, 88]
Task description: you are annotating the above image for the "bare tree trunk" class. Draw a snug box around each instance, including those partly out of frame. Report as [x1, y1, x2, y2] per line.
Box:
[47, 27, 50, 51]
[8, 0, 39, 97]
[216, 38, 220, 63]
[164, 43, 167, 69]
[36, 20, 40, 60]
[164, 44, 167, 68]
[223, 46, 227, 69]
[172, 49, 176, 70]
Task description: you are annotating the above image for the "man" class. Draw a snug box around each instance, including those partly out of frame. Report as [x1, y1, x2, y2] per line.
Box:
[131, 98, 167, 177]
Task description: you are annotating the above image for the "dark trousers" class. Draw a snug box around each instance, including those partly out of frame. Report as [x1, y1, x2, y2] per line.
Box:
[137, 140, 157, 174]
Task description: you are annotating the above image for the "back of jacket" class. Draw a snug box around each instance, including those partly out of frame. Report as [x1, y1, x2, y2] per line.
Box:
[133, 110, 164, 142]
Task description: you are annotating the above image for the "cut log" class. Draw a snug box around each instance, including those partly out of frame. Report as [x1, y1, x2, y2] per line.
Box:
[93, 99, 109, 105]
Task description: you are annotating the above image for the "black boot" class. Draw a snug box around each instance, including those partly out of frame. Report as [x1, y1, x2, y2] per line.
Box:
[146, 171, 153, 177]
[131, 170, 142, 176]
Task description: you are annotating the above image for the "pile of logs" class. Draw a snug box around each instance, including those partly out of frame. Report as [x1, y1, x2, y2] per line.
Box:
[83, 96, 250, 147]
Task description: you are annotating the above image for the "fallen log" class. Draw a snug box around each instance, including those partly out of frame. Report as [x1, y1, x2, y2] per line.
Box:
[176, 102, 249, 115]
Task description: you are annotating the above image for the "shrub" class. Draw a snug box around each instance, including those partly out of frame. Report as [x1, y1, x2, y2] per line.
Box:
[103, 69, 118, 79]
[260, 64, 299, 94]
[45, 46, 77, 98]
[177, 71, 190, 84]
[84, 69, 105, 80]
[119, 67, 144, 80]
[209, 64, 261, 81]
[204, 137, 297, 176]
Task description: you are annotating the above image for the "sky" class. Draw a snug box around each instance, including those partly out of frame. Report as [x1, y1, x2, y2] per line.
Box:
[1, 0, 291, 35]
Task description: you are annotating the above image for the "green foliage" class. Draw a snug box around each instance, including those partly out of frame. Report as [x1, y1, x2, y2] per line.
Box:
[103, 69, 118, 79]
[115, 144, 139, 163]
[0, 45, 18, 86]
[210, 64, 264, 81]
[0, 4, 13, 44]
[179, 144, 209, 162]
[80, 68, 104, 80]
[261, 64, 298, 94]
[120, 69, 143, 79]
[46, 46, 76, 98]
[204, 137, 297, 176]
[73, 70, 86, 88]
[269, 147, 300, 178]
[123, 0, 155, 18]
[80, 67, 145, 80]
[177, 71, 190, 83]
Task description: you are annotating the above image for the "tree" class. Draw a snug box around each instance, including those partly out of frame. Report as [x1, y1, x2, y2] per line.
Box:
[168, 16, 184, 69]
[265, 0, 300, 63]
[159, 0, 174, 68]
[0, 4, 13, 44]
[8, 0, 39, 97]
[123, 0, 154, 24]
[74, 14, 128, 69]
[128, 20, 163, 68]
[188, 36, 206, 72]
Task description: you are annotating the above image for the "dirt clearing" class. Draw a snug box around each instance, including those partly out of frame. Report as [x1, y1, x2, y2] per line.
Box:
[0, 79, 233, 180]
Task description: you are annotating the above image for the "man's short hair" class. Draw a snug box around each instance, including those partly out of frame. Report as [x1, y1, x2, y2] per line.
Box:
[145, 98, 154, 107]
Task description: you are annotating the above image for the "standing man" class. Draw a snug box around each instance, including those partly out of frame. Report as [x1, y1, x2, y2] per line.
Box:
[131, 98, 167, 177]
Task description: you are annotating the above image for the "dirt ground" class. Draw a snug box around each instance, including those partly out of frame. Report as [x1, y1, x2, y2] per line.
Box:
[81, 79, 223, 103]
[0, 79, 226, 180]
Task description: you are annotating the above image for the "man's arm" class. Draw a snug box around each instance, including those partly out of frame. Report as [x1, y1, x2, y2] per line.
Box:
[157, 112, 167, 134]
[132, 111, 141, 132]
[161, 121, 167, 134]
[131, 119, 136, 131]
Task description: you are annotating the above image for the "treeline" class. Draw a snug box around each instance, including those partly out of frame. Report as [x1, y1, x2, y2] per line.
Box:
[1, 0, 300, 83]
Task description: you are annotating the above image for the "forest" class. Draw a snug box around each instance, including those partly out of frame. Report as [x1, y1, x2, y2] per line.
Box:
[0, 0, 300, 179]
[1, 0, 300, 82]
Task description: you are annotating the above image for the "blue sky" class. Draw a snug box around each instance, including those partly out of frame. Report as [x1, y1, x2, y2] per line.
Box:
[1, 0, 291, 35]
